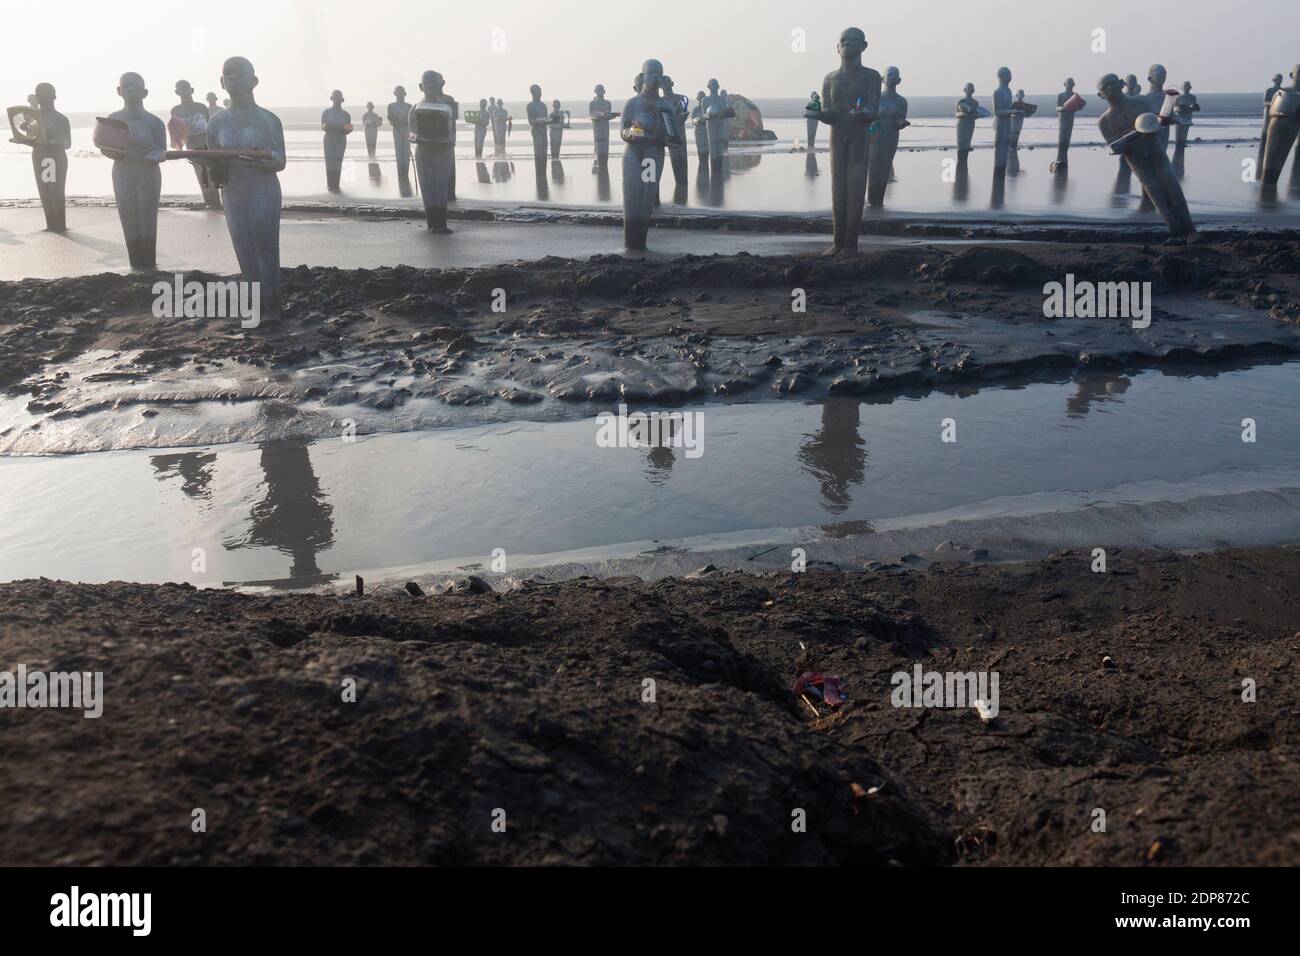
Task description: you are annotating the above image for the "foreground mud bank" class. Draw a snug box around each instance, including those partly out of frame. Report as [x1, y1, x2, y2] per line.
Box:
[1, 545, 1296, 866]
[2, 238, 1299, 454]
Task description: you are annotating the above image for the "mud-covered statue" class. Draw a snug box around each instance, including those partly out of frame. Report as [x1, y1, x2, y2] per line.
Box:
[867, 66, 908, 208]
[548, 99, 567, 158]
[1173, 81, 1199, 150]
[321, 90, 352, 191]
[805, 91, 821, 149]
[1259, 73, 1284, 172]
[620, 58, 670, 250]
[590, 85, 617, 164]
[702, 78, 728, 163]
[411, 70, 458, 233]
[1262, 64, 1300, 187]
[1052, 78, 1081, 171]
[808, 27, 881, 254]
[362, 101, 382, 158]
[387, 85, 411, 178]
[19, 82, 72, 232]
[992, 67, 1013, 177]
[955, 83, 980, 163]
[691, 91, 708, 162]
[207, 57, 287, 319]
[101, 73, 166, 269]
[169, 80, 220, 207]
[660, 75, 689, 188]
[1097, 72, 1195, 240]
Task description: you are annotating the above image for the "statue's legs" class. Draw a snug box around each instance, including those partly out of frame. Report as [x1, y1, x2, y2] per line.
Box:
[956, 119, 974, 163]
[622, 146, 660, 250]
[706, 117, 726, 162]
[32, 145, 67, 232]
[225, 173, 283, 319]
[669, 145, 688, 186]
[1175, 123, 1189, 149]
[805, 116, 818, 150]
[594, 125, 610, 164]
[1054, 113, 1074, 168]
[415, 142, 454, 232]
[694, 126, 708, 163]
[474, 125, 487, 158]
[993, 119, 1010, 176]
[112, 160, 160, 270]
[393, 129, 411, 178]
[549, 127, 563, 159]
[1257, 106, 1271, 174]
[324, 133, 346, 191]
[492, 123, 505, 156]
[365, 128, 378, 159]
[829, 127, 869, 252]
[1127, 151, 1195, 237]
[1262, 115, 1299, 186]
[867, 130, 899, 207]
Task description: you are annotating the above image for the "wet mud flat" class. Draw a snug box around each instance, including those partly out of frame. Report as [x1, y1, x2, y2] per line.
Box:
[1, 545, 1296, 866]
[2, 236, 1300, 454]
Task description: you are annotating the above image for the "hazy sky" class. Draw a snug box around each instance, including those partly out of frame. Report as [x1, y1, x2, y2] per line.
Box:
[12, 0, 1295, 111]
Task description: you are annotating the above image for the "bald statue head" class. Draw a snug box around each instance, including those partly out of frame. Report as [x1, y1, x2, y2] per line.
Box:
[221, 58, 258, 99]
[34, 82, 56, 108]
[1182, 81, 1192, 93]
[529, 83, 542, 100]
[838, 26, 866, 60]
[175, 79, 194, 97]
[1097, 73, 1125, 102]
[330, 90, 344, 106]
[394, 85, 407, 98]
[421, 71, 445, 97]
[1148, 64, 1167, 87]
[117, 72, 147, 105]
[997, 66, 1012, 84]
[963, 82, 975, 97]
[707, 78, 719, 94]
[594, 83, 605, 96]
[886, 66, 901, 86]
[1064, 78, 1075, 89]
[640, 60, 664, 95]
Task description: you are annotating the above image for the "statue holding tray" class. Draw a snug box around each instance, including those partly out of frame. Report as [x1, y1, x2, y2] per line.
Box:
[95, 73, 166, 270]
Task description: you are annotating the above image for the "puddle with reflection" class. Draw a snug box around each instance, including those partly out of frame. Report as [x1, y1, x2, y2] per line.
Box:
[0, 362, 1296, 588]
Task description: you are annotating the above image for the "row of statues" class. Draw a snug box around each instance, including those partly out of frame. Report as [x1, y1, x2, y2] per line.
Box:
[10, 49, 1300, 293]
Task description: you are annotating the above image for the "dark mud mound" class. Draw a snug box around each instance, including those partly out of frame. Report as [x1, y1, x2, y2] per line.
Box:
[0, 577, 949, 866]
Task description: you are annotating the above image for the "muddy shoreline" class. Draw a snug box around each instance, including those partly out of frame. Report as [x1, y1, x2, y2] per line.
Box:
[2, 545, 1296, 866]
[3, 238, 1299, 454]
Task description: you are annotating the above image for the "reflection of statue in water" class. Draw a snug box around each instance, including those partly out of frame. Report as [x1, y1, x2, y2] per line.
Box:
[227, 439, 335, 585]
[809, 27, 880, 255]
[1066, 372, 1131, 419]
[1259, 73, 1284, 173]
[362, 101, 382, 158]
[206, 57, 287, 319]
[105, 72, 167, 270]
[24, 83, 71, 232]
[620, 59, 670, 251]
[321, 90, 352, 191]
[645, 444, 675, 485]
[170, 80, 221, 207]
[411, 70, 458, 233]
[387, 85, 411, 179]
[1097, 72, 1196, 241]
[149, 451, 217, 499]
[798, 399, 866, 514]
[867, 66, 908, 208]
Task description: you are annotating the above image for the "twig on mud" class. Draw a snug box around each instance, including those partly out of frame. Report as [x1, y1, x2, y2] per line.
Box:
[746, 546, 780, 562]
[800, 694, 821, 718]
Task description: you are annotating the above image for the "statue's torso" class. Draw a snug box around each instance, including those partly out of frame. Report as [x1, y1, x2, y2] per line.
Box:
[209, 105, 281, 153]
[387, 101, 409, 127]
[823, 64, 881, 113]
[108, 108, 165, 160]
[878, 90, 908, 125]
